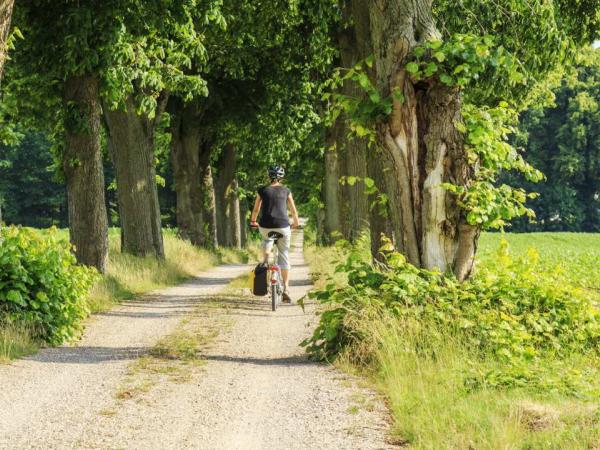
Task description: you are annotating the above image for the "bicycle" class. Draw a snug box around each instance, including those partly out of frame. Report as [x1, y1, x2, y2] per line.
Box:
[263, 230, 285, 311]
[250, 223, 303, 311]
[249, 225, 285, 311]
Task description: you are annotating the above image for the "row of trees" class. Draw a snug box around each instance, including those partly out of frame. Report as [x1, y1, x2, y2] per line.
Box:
[0, 1, 335, 275]
[1, 1, 598, 281]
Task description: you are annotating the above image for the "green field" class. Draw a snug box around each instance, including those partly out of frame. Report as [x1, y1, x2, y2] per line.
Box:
[479, 232, 600, 297]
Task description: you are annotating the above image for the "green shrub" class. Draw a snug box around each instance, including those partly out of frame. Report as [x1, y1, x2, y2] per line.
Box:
[303, 238, 600, 393]
[0, 226, 98, 344]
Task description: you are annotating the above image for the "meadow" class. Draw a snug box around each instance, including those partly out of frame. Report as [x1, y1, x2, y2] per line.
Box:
[305, 232, 600, 449]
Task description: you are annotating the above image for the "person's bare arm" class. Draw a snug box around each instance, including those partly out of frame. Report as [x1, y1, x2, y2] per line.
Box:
[250, 195, 261, 227]
[288, 193, 300, 229]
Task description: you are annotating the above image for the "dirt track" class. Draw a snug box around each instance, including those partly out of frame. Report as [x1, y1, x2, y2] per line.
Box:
[0, 230, 390, 449]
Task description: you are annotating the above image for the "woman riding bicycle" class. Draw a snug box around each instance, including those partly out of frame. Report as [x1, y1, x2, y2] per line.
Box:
[250, 166, 300, 303]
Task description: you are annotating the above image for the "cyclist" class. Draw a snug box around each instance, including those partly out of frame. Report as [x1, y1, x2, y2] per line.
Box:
[250, 166, 300, 303]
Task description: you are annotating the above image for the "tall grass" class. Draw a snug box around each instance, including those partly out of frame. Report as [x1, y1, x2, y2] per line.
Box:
[305, 232, 600, 448]
[0, 321, 39, 362]
[87, 230, 224, 312]
[356, 314, 600, 449]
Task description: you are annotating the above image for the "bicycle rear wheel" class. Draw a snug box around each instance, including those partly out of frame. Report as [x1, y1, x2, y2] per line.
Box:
[271, 284, 277, 311]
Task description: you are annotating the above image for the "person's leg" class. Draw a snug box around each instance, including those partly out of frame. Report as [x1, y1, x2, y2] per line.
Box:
[277, 229, 291, 298]
[281, 269, 289, 290]
[259, 227, 272, 264]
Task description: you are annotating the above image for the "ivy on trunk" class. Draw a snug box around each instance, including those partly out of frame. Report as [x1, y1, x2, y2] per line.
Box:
[62, 74, 109, 273]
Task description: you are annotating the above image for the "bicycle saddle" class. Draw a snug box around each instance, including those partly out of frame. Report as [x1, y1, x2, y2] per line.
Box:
[267, 231, 284, 240]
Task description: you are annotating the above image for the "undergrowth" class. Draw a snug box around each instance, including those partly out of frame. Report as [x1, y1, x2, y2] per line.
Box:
[1, 226, 255, 362]
[303, 233, 600, 448]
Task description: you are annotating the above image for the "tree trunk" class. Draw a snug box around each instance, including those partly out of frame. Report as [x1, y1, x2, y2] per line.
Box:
[62, 74, 109, 273]
[203, 163, 218, 248]
[240, 197, 248, 247]
[337, 3, 370, 242]
[368, 147, 393, 262]
[214, 143, 240, 248]
[366, 0, 478, 280]
[103, 95, 165, 258]
[0, 0, 14, 86]
[322, 119, 342, 243]
[169, 99, 208, 246]
[227, 178, 242, 248]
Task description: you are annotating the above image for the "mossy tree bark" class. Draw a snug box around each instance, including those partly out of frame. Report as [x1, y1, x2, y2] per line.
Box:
[215, 143, 241, 248]
[364, 0, 478, 280]
[240, 197, 248, 247]
[0, 0, 14, 86]
[169, 99, 214, 247]
[337, 6, 369, 242]
[62, 74, 109, 273]
[202, 162, 218, 248]
[322, 117, 343, 244]
[104, 95, 166, 258]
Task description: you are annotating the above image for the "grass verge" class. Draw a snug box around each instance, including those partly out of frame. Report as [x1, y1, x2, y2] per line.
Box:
[88, 229, 257, 313]
[1, 228, 258, 362]
[305, 232, 600, 449]
[0, 321, 39, 363]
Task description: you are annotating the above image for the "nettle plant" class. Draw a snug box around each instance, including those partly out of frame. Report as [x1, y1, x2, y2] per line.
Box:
[327, 33, 545, 230]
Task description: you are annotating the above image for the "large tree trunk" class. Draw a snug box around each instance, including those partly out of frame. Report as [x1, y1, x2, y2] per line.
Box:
[62, 74, 109, 273]
[365, 0, 478, 280]
[104, 95, 165, 258]
[227, 178, 242, 248]
[322, 119, 342, 243]
[368, 147, 394, 262]
[214, 144, 241, 248]
[0, 0, 14, 86]
[337, 12, 369, 242]
[169, 99, 209, 246]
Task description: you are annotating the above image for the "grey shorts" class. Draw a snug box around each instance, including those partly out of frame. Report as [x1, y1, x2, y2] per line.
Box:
[259, 226, 292, 270]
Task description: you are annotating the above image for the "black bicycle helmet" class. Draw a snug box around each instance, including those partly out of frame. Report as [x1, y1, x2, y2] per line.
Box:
[268, 166, 285, 180]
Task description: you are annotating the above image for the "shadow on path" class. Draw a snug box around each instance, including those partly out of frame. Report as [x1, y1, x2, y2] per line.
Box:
[203, 354, 319, 367]
[27, 346, 151, 364]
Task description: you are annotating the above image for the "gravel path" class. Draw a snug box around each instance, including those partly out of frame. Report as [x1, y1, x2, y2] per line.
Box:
[0, 230, 391, 449]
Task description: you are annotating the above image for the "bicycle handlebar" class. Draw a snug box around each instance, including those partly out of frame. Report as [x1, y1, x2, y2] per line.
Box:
[248, 222, 303, 230]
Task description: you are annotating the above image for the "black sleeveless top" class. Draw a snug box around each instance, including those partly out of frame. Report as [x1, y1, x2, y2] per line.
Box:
[258, 185, 290, 228]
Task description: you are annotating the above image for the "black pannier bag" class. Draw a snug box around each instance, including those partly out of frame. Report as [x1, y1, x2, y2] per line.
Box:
[252, 263, 269, 296]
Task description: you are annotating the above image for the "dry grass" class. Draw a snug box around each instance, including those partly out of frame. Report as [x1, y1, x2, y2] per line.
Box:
[113, 286, 240, 403]
[87, 231, 223, 313]
[0, 321, 38, 363]
[88, 231, 261, 313]
[303, 244, 349, 290]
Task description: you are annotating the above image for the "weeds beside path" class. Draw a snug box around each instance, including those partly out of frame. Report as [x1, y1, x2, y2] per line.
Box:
[0, 228, 256, 362]
[0, 230, 391, 449]
[0, 262, 250, 448]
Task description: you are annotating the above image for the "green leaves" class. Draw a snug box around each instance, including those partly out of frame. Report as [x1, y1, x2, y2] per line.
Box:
[0, 226, 98, 345]
[405, 34, 529, 106]
[444, 102, 543, 229]
[405, 62, 419, 74]
[325, 56, 399, 143]
[304, 237, 600, 395]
